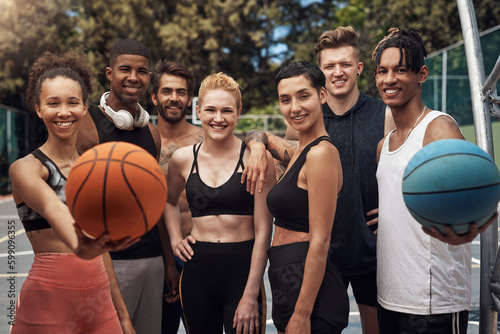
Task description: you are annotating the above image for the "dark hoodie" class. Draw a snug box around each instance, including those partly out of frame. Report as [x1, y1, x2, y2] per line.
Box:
[323, 92, 386, 275]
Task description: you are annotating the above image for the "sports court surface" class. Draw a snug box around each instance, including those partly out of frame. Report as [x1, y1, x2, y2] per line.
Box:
[0, 196, 498, 333]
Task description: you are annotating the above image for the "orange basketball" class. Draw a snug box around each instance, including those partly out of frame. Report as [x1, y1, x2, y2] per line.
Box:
[66, 141, 166, 241]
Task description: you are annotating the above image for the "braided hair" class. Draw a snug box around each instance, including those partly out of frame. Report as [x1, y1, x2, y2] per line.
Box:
[372, 28, 427, 74]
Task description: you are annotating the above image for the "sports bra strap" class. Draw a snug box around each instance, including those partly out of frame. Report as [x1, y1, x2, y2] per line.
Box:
[189, 140, 246, 175]
[303, 136, 334, 155]
[235, 141, 246, 173]
[189, 142, 202, 175]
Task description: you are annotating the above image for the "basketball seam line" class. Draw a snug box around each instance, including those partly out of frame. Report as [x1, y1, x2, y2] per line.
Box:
[122, 151, 150, 234]
[407, 206, 495, 225]
[403, 153, 497, 180]
[403, 181, 500, 195]
[73, 158, 166, 185]
[101, 143, 120, 234]
[70, 148, 98, 218]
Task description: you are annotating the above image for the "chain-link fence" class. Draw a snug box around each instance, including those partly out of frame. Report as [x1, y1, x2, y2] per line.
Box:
[0, 105, 29, 194]
[423, 24, 500, 126]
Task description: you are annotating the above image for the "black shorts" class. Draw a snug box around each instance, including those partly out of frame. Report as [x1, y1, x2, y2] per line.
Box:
[378, 306, 469, 334]
[267, 242, 349, 333]
[342, 270, 378, 307]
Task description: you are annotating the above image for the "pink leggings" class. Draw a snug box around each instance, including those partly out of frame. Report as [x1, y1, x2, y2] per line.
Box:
[10, 253, 122, 334]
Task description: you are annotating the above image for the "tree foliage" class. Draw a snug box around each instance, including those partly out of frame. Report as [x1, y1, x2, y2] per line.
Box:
[1, 0, 500, 118]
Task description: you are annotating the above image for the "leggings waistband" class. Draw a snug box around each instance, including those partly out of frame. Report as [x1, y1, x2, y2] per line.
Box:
[191, 239, 255, 254]
[267, 241, 310, 266]
[26, 253, 108, 288]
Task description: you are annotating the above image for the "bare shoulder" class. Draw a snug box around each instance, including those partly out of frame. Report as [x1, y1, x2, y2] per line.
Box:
[308, 140, 339, 161]
[424, 113, 464, 145]
[304, 140, 342, 191]
[170, 144, 195, 166]
[9, 154, 47, 185]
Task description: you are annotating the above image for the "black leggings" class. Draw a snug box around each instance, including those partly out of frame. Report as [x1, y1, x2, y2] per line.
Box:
[180, 240, 264, 334]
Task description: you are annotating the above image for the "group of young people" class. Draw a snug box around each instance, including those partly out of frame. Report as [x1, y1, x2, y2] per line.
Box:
[8, 24, 497, 334]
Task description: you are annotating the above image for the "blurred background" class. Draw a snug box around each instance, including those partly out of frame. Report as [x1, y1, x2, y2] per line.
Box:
[1, 0, 499, 193]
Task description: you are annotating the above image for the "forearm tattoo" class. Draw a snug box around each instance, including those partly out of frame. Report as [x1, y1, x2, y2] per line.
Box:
[269, 136, 297, 164]
[245, 130, 268, 147]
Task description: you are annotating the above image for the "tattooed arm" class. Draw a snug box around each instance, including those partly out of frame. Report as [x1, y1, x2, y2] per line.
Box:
[241, 130, 297, 194]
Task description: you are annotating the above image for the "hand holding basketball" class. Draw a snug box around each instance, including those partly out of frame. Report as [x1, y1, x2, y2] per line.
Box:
[422, 212, 498, 245]
[403, 139, 500, 236]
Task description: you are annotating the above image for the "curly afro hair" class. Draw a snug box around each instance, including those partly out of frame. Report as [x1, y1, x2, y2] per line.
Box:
[27, 51, 94, 111]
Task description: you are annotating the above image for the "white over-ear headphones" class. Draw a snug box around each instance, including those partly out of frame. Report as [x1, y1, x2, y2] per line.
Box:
[100, 92, 150, 130]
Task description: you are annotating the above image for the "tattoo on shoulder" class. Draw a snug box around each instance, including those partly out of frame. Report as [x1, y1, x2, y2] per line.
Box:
[159, 144, 181, 169]
[196, 134, 204, 144]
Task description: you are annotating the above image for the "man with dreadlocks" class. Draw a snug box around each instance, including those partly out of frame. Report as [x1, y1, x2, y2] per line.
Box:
[372, 28, 495, 333]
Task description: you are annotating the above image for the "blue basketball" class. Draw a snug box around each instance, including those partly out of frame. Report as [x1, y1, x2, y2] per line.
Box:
[403, 139, 500, 234]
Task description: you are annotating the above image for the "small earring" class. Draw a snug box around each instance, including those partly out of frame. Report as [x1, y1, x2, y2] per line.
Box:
[357, 73, 360, 77]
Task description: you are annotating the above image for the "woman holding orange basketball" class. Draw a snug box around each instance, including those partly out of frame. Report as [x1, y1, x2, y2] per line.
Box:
[165, 72, 275, 334]
[9, 52, 136, 333]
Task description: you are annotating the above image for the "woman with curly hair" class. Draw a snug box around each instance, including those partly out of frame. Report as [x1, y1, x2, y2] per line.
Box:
[9, 51, 136, 333]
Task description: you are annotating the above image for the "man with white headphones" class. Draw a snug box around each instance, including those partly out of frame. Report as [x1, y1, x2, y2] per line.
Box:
[77, 39, 174, 334]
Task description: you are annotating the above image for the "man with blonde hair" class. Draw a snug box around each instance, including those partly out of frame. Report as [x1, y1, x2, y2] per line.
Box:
[313, 26, 393, 334]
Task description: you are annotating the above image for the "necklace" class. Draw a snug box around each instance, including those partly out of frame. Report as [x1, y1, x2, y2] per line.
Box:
[402, 106, 426, 142]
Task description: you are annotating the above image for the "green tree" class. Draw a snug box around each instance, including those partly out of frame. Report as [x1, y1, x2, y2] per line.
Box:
[0, 0, 79, 108]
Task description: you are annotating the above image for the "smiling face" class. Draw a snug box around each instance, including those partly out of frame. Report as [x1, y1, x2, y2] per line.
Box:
[196, 89, 240, 141]
[153, 74, 192, 123]
[106, 54, 150, 105]
[35, 76, 87, 139]
[319, 45, 363, 99]
[277, 74, 326, 133]
[375, 47, 427, 109]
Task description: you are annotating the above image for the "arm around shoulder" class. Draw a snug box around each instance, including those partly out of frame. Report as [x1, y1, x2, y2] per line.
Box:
[243, 130, 297, 194]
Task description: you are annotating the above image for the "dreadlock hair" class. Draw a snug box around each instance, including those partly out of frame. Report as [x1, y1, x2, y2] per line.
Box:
[314, 26, 360, 64]
[27, 51, 94, 111]
[371, 28, 427, 75]
[275, 61, 325, 95]
[109, 39, 151, 68]
[151, 60, 195, 98]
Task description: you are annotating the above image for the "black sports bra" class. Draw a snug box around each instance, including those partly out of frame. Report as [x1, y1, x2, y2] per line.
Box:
[16, 149, 66, 231]
[266, 136, 336, 233]
[185, 141, 254, 217]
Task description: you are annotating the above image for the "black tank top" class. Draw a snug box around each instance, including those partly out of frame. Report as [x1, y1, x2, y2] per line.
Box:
[88, 106, 156, 158]
[17, 149, 65, 231]
[267, 136, 335, 233]
[88, 105, 162, 260]
[185, 141, 254, 217]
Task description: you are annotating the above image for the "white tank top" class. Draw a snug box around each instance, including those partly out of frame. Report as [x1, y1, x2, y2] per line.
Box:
[376, 110, 471, 315]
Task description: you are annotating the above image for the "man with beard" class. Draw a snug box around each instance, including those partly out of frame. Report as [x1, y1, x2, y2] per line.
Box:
[151, 60, 204, 334]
